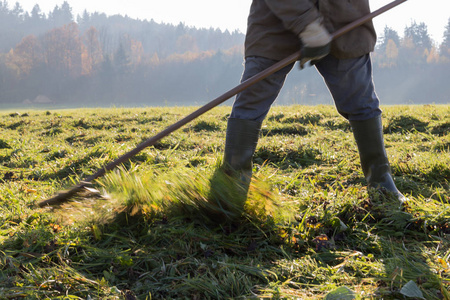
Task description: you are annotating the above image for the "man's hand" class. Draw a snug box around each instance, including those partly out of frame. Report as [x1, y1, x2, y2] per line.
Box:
[299, 20, 332, 68]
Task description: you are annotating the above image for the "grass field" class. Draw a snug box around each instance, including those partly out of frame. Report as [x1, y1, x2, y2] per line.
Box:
[0, 105, 449, 299]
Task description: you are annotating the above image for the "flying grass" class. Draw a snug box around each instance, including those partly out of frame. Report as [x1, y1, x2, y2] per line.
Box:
[88, 162, 292, 227]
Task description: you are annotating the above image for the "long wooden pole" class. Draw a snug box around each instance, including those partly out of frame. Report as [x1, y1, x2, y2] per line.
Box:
[38, 0, 408, 207]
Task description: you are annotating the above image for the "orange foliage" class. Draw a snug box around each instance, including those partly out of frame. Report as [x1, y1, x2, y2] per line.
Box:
[7, 35, 42, 77]
[164, 50, 215, 64]
[425, 47, 440, 64]
[82, 27, 103, 75]
[176, 34, 199, 53]
[42, 22, 86, 77]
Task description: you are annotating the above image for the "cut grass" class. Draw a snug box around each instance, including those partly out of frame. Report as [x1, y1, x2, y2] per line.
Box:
[0, 105, 449, 299]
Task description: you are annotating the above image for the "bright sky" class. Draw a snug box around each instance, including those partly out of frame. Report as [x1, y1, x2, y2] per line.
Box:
[15, 0, 450, 43]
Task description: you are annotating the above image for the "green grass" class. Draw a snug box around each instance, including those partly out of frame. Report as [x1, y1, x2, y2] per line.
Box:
[0, 105, 449, 299]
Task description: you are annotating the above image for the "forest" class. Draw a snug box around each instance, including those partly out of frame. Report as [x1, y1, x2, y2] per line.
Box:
[0, 1, 449, 108]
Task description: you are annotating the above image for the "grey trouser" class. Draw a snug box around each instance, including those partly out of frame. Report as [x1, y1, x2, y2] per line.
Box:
[230, 54, 382, 122]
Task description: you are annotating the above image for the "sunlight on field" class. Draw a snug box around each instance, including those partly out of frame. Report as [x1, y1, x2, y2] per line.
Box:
[0, 105, 449, 299]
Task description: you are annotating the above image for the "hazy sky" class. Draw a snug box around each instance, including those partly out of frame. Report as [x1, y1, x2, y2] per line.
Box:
[14, 0, 450, 43]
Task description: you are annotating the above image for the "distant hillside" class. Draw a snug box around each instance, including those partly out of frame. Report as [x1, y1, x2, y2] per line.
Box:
[0, 2, 449, 107]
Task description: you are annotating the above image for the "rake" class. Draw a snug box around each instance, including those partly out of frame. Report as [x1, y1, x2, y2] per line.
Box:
[37, 0, 408, 207]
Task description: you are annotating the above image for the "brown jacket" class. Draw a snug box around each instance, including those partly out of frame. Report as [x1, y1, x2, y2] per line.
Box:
[245, 0, 377, 60]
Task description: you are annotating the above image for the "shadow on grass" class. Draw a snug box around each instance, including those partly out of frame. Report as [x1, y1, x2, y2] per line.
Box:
[183, 120, 223, 133]
[1, 167, 448, 299]
[0, 183, 291, 299]
[385, 115, 429, 134]
[261, 124, 309, 137]
[40, 148, 111, 180]
[333, 191, 449, 299]
[254, 146, 323, 169]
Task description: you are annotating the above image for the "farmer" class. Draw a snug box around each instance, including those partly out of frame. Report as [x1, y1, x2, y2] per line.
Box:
[223, 0, 407, 203]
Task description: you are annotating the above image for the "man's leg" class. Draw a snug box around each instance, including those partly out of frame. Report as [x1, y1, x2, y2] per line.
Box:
[230, 56, 295, 122]
[315, 54, 406, 202]
[224, 56, 294, 190]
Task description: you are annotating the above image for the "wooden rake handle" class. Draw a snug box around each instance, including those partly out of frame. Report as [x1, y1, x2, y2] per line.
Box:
[37, 0, 408, 207]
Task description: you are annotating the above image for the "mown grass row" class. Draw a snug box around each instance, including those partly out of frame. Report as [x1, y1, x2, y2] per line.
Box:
[0, 105, 449, 299]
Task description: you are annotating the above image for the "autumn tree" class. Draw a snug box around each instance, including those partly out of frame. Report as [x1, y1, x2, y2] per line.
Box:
[398, 22, 432, 65]
[82, 26, 103, 75]
[119, 35, 145, 69]
[380, 26, 400, 50]
[425, 46, 440, 64]
[376, 26, 400, 68]
[42, 23, 85, 77]
[384, 39, 399, 67]
[176, 34, 199, 54]
[7, 35, 43, 77]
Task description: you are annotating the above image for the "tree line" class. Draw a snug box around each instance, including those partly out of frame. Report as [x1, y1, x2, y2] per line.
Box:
[0, 1, 449, 108]
[287, 20, 450, 105]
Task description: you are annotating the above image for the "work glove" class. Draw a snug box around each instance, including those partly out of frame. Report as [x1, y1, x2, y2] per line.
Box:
[299, 20, 332, 68]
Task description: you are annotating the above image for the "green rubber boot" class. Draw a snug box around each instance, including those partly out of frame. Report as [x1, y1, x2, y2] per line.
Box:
[223, 117, 262, 191]
[350, 116, 407, 204]
[207, 118, 262, 222]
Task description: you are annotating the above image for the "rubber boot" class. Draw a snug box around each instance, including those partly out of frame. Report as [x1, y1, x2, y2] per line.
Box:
[207, 118, 262, 222]
[350, 115, 407, 203]
[223, 117, 262, 191]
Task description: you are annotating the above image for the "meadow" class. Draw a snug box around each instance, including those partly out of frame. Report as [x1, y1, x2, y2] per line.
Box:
[0, 105, 449, 299]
